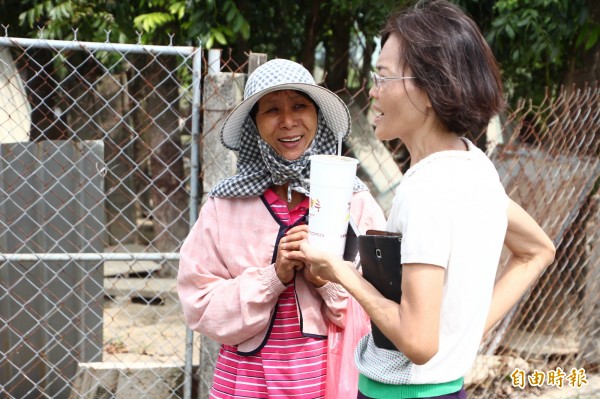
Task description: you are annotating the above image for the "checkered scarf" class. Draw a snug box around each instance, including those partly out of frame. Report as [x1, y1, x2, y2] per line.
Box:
[209, 113, 368, 202]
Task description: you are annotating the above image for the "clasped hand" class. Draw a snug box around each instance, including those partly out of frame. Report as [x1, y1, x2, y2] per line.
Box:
[275, 224, 327, 287]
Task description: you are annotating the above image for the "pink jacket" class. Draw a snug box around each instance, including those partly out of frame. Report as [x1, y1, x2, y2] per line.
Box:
[177, 191, 386, 354]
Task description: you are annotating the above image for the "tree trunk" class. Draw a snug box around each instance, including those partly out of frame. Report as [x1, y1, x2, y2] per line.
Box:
[23, 48, 70, 141]
[149, 56, 188, 275]
[232, 0, 252, 64]
[565, 0, 600, 86]
[130, 54, 189, 276]
[360, 38, 375, 97]
[324, 11, 351, 91]
[300, 0, 322, 73]
[63, 54, 137, 247]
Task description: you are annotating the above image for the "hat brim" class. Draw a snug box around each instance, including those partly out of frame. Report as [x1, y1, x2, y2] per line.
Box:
[220, 82, 351, 151]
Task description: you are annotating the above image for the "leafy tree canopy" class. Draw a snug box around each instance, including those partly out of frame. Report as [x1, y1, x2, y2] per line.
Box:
[16, 0, 249, 47]
[7, 0, 600, 103]
[459, 0, 599, 102]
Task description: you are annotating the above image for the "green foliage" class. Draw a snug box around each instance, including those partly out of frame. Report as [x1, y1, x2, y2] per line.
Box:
[184, 0, 249, 48]
[16, 0, 250, 47]
[223, 0, 401, 89]
[19, 0, 129, 42]
[8, 0, 599, 105]
[483, 0, 598, 103]
[133, 12, 175, 33]
[224, 0, 306, 59]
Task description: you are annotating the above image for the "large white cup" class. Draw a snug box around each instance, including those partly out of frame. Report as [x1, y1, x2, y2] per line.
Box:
[308, 154, 359, 258]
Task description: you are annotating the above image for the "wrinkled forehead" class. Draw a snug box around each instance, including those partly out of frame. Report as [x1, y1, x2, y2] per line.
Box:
[257, 89, 315, 105]
[251, 90, 318, 120]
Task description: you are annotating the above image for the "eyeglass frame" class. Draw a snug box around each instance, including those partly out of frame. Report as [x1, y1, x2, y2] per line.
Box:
[370, 71, 415, 89]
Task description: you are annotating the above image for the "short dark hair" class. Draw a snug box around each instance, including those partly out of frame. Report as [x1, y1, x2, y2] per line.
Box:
[381, 0, 505, 134]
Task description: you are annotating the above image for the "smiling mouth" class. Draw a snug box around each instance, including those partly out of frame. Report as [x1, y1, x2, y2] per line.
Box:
[371, 103, 382, 114]
[279, 136, 302, 143]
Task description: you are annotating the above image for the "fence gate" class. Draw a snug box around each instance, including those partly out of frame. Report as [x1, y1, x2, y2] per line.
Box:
[0, 35, 201, 399]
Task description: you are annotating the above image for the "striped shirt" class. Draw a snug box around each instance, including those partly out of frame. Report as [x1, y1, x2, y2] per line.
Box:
[210, 189, 327, 398]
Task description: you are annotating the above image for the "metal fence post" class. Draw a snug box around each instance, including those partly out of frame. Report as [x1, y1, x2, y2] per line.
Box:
[183, 47, 203, 399]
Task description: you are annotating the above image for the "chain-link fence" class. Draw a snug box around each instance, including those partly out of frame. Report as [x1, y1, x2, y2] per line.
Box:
[337, 82, 600, 399]
[0, 35, 200, 399]
[475, 84, 600, 398]
[0, 32, 598, 399]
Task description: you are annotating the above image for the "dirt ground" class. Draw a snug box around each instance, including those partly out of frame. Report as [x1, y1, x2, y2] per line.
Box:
[99, 273, 599, 399]
[101, 274, 201, 365]
[511, 374, 600, 399]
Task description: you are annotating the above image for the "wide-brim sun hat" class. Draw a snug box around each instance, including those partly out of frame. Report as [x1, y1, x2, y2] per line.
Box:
[220, 58, 351, 151]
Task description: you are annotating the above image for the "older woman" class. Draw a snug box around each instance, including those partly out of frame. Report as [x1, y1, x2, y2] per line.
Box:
[177, 59, 386, 398]
[300, 1, 556, 399]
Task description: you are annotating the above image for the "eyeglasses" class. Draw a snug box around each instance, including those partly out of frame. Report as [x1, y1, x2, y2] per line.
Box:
[370, 71, 415, 89]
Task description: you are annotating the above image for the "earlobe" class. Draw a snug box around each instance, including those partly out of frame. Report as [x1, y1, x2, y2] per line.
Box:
[425, 95, 432, 109]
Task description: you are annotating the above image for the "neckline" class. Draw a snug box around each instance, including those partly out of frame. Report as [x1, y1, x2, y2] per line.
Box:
[405, 137, 474, 178]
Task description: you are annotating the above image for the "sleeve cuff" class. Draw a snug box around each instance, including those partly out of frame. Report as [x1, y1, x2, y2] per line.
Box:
[259, 264, 288, 296]
[316, 281, 348, 302]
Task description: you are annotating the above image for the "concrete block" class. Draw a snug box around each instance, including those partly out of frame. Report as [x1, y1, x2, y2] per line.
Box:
[70, 362, 183, 399]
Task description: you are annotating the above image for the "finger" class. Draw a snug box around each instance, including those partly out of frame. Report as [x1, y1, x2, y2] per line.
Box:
[284, 231, 309, 244]
[282, 260, 297, 272]
[282, 240, 304, 251]
[285, 249, 307, 263]
[286, 224, 309, 234]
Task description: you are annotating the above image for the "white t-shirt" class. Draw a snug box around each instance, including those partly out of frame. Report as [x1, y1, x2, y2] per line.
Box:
[355, 138, 509, 385]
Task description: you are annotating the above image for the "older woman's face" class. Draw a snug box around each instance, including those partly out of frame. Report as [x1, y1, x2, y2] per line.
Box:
[255, 90, 318, 160]
[370, 34, 430, 143]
